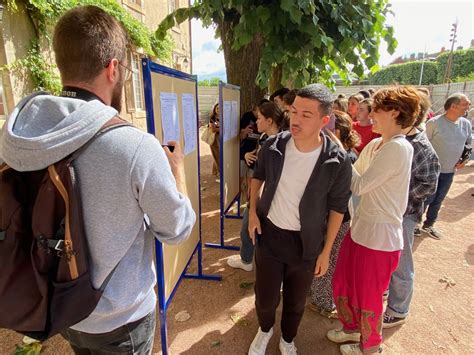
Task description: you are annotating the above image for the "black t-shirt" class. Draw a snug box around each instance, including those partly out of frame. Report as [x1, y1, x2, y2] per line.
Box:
[240, 111, 259, 160]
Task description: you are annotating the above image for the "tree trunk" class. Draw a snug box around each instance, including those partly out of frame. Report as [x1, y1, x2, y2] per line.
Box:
[219, 20, 266, 114]
[269, 64, 283, 94]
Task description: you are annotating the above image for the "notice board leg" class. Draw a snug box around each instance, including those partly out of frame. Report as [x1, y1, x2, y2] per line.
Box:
[159, 306, 168, 355]
[184, 242, 222, 280]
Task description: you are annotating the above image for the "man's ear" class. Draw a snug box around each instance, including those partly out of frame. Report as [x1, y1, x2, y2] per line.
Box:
[105, 58, 119, 83]
[321, 115, 330, 126]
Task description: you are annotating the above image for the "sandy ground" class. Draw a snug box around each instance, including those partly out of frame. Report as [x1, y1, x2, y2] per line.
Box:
[1, 138, 473, 355]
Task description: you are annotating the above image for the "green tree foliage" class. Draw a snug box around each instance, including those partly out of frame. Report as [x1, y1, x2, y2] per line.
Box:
[198, 77, 221, 86]
[4, 0, 173, 94]
[436, 47, 474, 83]
[156, 0, 396, 110]
[369, 61, 439, 85]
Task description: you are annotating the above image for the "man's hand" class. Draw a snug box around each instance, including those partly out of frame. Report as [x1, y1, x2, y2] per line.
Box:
[163, 141, 184, 175]
[314, 250, 330, 277]
[240, 126, 253, 140]
[455, 161, 466, 170]
[163, 141, 187, 196]
[248, 210, 261, 245]
[244, 152, 257, 166]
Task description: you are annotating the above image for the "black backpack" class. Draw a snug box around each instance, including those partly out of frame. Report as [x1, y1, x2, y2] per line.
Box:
[0, 117, 129, 340]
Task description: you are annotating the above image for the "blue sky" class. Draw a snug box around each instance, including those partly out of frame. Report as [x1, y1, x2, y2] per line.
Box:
[191, 0, 473, 80]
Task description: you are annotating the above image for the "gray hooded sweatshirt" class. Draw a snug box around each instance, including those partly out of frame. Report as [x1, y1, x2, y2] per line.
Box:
[0, 92, 195, 333]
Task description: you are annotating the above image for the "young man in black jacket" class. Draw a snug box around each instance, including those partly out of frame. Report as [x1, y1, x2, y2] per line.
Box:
[247, 84, 352, 355]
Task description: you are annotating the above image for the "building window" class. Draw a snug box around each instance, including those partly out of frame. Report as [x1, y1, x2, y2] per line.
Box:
[127, 0, 142, 6]
[125, 51, 144, 113]
[0, 76, 7, 121]
[131, 53, 144, 111]
[168, 0, 179, 13]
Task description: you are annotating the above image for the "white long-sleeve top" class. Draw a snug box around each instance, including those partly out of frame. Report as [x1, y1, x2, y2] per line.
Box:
[351, 136, 413, 251]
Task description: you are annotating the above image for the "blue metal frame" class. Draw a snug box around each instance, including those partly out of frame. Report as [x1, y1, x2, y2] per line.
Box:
[142, 58, 221, 355]
[205, 81, 242, 251]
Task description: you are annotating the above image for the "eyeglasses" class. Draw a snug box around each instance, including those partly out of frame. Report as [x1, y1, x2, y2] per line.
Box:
[105, 60, 136, 81]
[118, 62, 136, 81]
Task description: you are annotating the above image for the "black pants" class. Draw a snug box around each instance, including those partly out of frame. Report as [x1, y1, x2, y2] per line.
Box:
[61, 311, 155, 355]
[255, 218, 316, 343]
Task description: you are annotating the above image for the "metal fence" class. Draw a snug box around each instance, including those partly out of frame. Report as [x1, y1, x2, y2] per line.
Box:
[197, 81, 474, 126]
[334, 81, 474, 117]
[197, 86, 219, 126]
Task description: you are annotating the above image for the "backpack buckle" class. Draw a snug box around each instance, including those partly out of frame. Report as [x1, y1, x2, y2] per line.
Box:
[54, 240, 64, 252]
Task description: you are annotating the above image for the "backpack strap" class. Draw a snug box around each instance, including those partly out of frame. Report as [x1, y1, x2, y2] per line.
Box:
[0, 163, 10, 173]
[67, 116, 132, 163]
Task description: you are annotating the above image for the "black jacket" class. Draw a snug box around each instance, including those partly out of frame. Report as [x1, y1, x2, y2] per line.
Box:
[253, 131, 352, 260]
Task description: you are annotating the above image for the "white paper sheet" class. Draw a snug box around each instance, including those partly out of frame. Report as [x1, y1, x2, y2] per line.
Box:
[160, 92, 180, 144]
[231, 101, 239, 139]
[181, 93, 197, 155]
[223, 100, 232, 142]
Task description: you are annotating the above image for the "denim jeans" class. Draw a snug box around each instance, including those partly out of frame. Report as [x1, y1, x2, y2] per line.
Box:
[424, 172, 454, 227]
[61, 311, 156, 355]
[387, 214, 417, 318]
[240, 208, 255, 263]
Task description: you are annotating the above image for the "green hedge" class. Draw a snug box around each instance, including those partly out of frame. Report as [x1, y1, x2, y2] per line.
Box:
[369, 61, 439, 85]
[436, 47, 474, 83]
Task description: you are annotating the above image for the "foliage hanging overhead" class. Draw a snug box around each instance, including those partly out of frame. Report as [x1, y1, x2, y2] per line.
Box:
[156, 0, 397, 89]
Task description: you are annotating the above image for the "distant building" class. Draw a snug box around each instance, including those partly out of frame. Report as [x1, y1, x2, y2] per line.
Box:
[0, 1, 192, 130]
[390, 40, 473, 66]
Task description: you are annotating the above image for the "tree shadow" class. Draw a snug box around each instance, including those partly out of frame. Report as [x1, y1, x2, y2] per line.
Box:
[437, 188, 474, 223]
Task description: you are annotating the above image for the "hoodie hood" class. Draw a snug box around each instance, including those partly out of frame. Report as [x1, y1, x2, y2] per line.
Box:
[0, 91, 117, 171]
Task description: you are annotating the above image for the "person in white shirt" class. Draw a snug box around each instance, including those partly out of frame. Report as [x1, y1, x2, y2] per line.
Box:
[247, 84, 352, 355]
[327, 86, 421, 355]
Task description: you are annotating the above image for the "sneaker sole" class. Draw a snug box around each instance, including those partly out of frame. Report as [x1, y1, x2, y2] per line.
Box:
[422, 229, 441, 240]
[383, 318, 406, 329]
[226, 260, 253, 272]
[327, 331, 361, 343]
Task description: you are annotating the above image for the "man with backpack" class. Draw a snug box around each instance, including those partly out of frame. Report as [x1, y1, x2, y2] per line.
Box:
[0, 5, 195, 354]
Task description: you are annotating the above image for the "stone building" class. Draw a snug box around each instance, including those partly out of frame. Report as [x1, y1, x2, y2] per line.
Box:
[0, 0, 192, 130]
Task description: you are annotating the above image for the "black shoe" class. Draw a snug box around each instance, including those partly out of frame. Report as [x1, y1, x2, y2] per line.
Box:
[382, 312, 406, 329]
[421, 225, 442, 240]
[414, 227, 421, 237]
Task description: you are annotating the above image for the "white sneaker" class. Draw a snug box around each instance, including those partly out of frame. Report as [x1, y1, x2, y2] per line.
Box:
[340, 343, 363, 355]
[227, 255, 253, 272]
[340, 343, 382, 354]
[249, 327, 273, 355]
[327, 328, 361, 343]
[279, 337, 297, 355]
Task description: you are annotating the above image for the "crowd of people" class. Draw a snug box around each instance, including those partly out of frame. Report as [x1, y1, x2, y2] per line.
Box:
[218, 84, 471, 354]
[0, 5, 472, 355]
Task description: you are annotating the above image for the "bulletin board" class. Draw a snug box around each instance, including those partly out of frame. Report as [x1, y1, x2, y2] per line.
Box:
[220, 83, 241, 210]
[142, 58, 220, 355]
[205, 82, 241, 251]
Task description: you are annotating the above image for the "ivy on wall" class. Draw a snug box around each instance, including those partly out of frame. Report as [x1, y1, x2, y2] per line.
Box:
[369, 61, 439, 85]
[436, 47, 474, 83]
[369, 47, 474, 85]
[3, 0, 174, 94]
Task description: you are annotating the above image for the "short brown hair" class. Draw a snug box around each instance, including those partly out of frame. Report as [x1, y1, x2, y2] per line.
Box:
[444, 93, 467, 111]
[282, 90, 297, 107]
[53, 6, 129, 83]
[349, 93, 364, 103]
[372, 86, 421, 128]
[359, 98, 373, 113]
